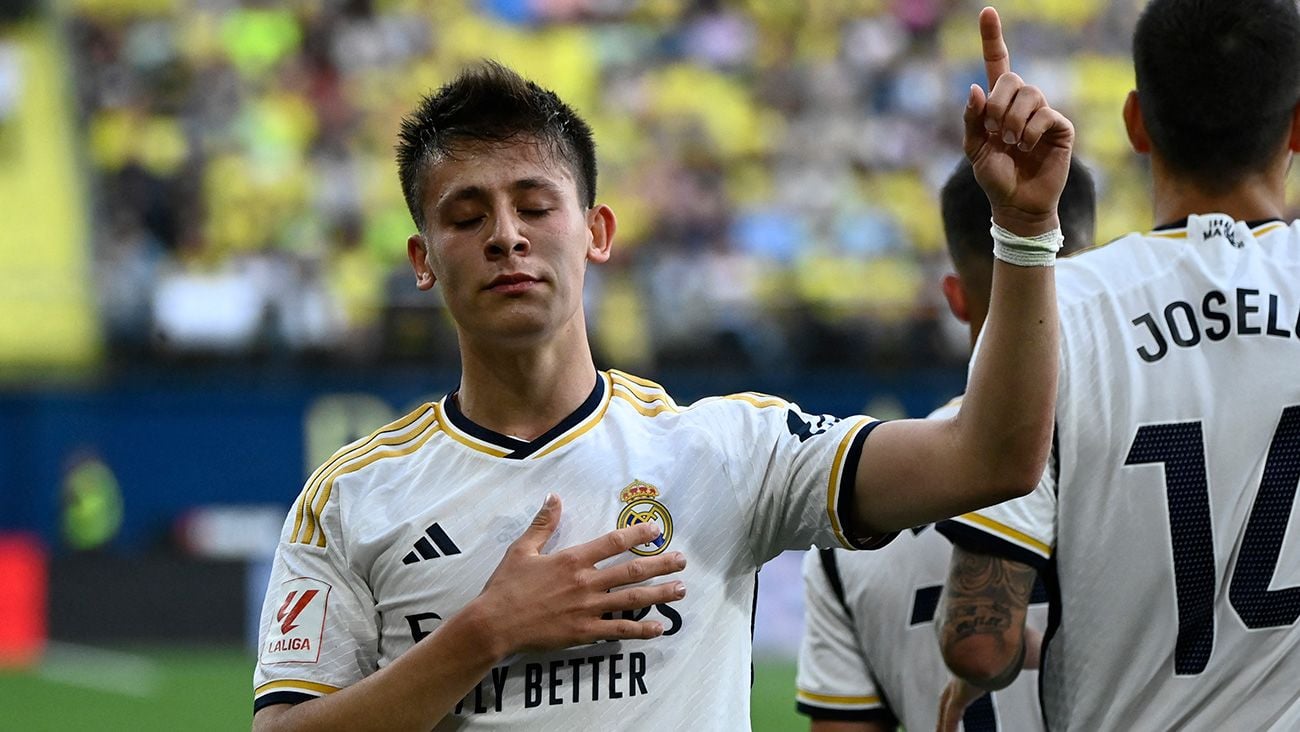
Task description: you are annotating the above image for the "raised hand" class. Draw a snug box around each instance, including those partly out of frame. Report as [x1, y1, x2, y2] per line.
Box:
[964, 7, 1074, 234]
[474, 493, 688, 657]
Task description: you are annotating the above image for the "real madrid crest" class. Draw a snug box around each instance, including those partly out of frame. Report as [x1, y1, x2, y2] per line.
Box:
[617, 480, 673, 556]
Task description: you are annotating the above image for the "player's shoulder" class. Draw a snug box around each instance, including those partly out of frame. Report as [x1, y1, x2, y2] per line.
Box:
[311, 402, 442, 482]
[1054, 230, 1183, 306]
[287, 402, 441, 548]
[685, 390, 793, 415]
[623, 368, 794, 422]
[604, 369, 811, 419]
[605, 371, 789, 442]
[605, 369, 683, 418]
[1253, 218, 1300, 262]
[676, 387, 849, 443]
[1057, 218, 1300, 306]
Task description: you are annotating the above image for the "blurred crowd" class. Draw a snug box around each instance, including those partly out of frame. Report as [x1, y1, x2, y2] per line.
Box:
[69, 0, 1162, 372]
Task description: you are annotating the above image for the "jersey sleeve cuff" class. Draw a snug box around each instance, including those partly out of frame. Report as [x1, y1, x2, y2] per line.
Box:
[796, 689, 897, 724]
[936, 516, 1051, 571]
[835, 420, 899, 550]
[254, 690, 316, 713]
[253, 679, 341, 714]
[796, 703, 899, 724]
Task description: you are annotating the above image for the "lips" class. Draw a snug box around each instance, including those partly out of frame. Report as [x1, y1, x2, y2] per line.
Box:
[486, 273, 541, 293]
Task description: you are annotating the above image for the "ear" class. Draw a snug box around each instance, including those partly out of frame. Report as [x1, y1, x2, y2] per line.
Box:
[407, 233, 436, 291]
[1123, 91, 1151, 154]
[586, 204, 616, 264]
[941, 273, 969, 324]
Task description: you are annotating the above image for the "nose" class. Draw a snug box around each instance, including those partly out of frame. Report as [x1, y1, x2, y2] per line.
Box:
[484, 211, 529, 260]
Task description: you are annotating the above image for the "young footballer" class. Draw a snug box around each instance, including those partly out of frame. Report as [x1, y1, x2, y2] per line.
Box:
[253, 8, 1074, 730]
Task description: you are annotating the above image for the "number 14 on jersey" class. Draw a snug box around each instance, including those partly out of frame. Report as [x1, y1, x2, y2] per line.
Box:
[1124, 405, 1300, 675]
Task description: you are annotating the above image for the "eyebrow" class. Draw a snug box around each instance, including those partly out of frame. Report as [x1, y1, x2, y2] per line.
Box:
[436, 178, 566, 209]
[513, 177, 564, 195]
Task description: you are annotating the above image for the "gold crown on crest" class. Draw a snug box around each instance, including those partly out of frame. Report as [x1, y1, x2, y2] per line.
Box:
[620, 480, 659, 503]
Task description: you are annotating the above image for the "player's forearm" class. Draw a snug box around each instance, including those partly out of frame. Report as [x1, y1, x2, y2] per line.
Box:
[938, 548, 1035, 691]
[942, 632, 1025, 691]
[952, 253, 1058, 501]
[253, 600, 508, 732]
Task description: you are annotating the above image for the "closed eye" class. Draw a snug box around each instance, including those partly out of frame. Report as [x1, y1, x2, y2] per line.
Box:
[519, 208, 552, 219]
[452, 216, 483, 230]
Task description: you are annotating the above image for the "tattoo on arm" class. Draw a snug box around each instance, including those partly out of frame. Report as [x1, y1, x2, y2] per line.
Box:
[940, 547, 1037, 689]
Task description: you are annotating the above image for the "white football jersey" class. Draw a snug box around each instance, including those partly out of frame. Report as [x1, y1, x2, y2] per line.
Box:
[940, 214, 1300, 730]
[797, 399, 1047, 732]
[254, 369, 889, 730]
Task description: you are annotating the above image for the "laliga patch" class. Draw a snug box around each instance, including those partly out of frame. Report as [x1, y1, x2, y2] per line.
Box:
[265, 577, 331, 664]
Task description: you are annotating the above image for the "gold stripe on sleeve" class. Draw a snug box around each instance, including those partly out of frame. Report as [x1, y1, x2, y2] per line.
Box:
[293, 407, 439, 546]
[722, 393, 788, 410]
[291, 405, 436, 544]
[609, 372, 677, 410]
[796, 689, 882, 707]
[959, 512, 1053, 556]
[297, 406, 438, 544]
[254, 679, 342, 697]
[309, 422, 442, 547]
[611, 388, 677, 418]
[825, 418, 873, 549]
[607, 369, 667, 391]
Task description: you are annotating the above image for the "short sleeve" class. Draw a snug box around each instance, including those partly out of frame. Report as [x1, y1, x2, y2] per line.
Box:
[693, 394, 893, 564]
[253, 476, 379, 713]
[795, 550, 895, 724]
[937, 446, 1058, 570]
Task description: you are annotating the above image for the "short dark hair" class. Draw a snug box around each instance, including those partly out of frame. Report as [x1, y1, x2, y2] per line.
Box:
[1133, 0, 1300, 191]
[395, 61, 598, 232]
[941, 157, 1097, 288]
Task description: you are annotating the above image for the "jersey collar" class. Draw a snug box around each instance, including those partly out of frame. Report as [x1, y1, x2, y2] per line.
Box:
[1153, 216, 1282, 231]
[439, 373, 610, 459]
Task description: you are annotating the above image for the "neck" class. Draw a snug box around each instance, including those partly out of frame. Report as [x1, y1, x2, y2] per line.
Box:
[454, 321, 598, 441]
[1149, 155, 1289, 227]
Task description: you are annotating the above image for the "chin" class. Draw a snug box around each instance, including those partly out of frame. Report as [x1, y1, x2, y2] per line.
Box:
[461, 300, 581, 346]
[477, 315, 555, 344]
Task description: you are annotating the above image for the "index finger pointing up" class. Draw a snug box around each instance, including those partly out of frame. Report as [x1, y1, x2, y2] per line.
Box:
[980, 6, 1011, 89]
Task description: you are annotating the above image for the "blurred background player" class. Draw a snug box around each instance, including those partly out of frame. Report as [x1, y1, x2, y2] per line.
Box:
[935, 0, 1300, 729]
[252, 10, 1074, 726]
[795, 157, 1096, 732]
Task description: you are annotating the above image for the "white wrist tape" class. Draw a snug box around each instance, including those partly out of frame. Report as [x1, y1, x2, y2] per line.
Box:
[990, 221, 1064, 267]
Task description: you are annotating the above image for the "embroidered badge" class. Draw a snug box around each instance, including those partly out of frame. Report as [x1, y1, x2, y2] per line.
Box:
[616, 480, 673, 556]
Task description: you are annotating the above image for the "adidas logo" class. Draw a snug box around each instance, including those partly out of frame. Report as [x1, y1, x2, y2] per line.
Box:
[401, 523, 462, 564]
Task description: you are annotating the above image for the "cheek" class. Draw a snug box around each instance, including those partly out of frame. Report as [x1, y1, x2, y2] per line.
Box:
[425, 244, 460, 278]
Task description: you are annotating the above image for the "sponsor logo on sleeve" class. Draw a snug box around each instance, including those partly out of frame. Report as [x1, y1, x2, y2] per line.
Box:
[265, 577, 331, 664]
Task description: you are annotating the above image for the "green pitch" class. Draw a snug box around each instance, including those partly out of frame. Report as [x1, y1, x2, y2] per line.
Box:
[0, 646, 804, 731]
[0, 645, 254, 731]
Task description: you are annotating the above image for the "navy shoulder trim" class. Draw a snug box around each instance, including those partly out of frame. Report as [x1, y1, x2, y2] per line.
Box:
[254, 690, 315, 714]
[796, 702, 899, 725]
[838, 420, 898, 550]
[936, 519, 1049, 571]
